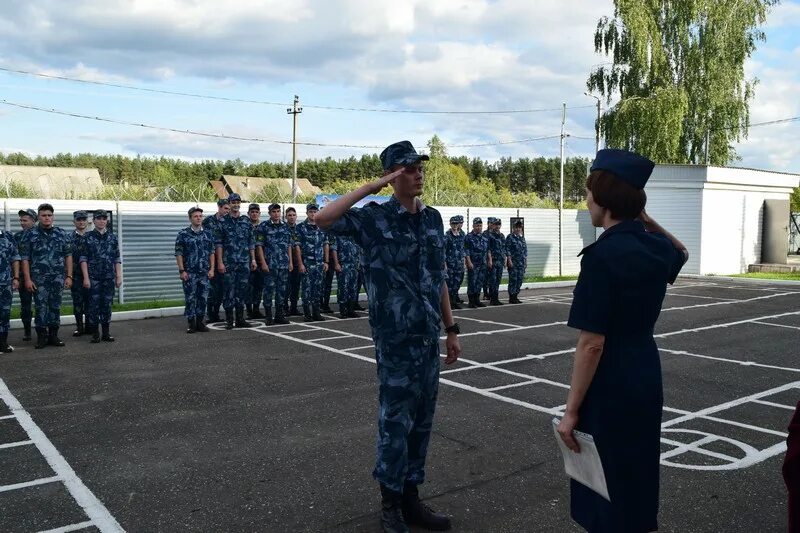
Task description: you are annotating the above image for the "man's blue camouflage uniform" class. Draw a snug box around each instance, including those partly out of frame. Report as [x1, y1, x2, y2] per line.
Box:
[487, 221, 507, 301]
[248, 221, 264, 315]
[19, 225, 72, 328]
[321, 232, 337, 310]
[0, 233, 20, 335]
[284, 221, 301, 313]
[215, 214, 254, 312]
[13, 230, 32, 331]
[444, 216, 466, 302]
[506, 231, 527, 297]
[294, 218, 328, 314]
[80, 229, 121, 327]
[329, 196, 446, 493]
[175, 226, 215, 319]
[335, 235, 361, 309]
[203, 213, 226, 318]
[256, 220, 293, 314]
[464, 222, 489, 298]
[68, 230, 89, 318]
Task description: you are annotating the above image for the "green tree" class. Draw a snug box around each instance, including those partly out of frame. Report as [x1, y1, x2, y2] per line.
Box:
[588, 0, 778, 164]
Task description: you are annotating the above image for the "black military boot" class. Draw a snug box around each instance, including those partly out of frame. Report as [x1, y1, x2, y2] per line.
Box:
[455, 293, 464, 304]
[0, 333, 14, 353]
[225, 310, 234, 330]
[34, 328, 48, 349]
[22, 320, 32, 341]
[101, 323, 115, 342]
[195, 317, 209, 332]
[312, 305, 326, 321]
[90, 324, 101, 343]
[245, 304, 253, 319]
[251, 302, 264, 319]
[401, 483, 451, 531]
[273, 309, 289, 325]
[289, 300, 301, 316]
[509, 294, 521, 304]
[475, 295, 487, 308]
[303, 305, 314, 322]
[186, 318, 196, 334]
[467, 294, 477, 308]
[380, 485, 409, 533]
[263, 307, 274, 326]
[354, 301, 366, 311]
[489, 295, 504, 306]
[72, 315, 84, 337]
[339, 302, 349, 319]
[48, 327, 65, 347]
[235, 309, 254, 328]
[450, 297, 461, 310]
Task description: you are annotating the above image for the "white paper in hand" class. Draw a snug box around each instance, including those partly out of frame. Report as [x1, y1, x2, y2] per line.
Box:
[552, 418, 610, 502]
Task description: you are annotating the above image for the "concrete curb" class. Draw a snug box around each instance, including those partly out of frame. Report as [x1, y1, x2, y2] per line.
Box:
[681, 274, 800, 287]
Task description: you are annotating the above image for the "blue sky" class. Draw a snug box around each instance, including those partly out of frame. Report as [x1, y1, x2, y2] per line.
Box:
[0, 0, 798, 173]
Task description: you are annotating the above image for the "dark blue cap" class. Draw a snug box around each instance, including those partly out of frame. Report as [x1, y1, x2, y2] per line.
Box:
[473, 217, 482, 225]
[216, 198, 230, 207]
[379, 141, 430, 171]
[18, 209, 37, 220]
[268, 203, 281, 211]
[449, 216, 459, 224]
[93, 209, 108, 219]
[306, 203, 319, 211]
[248, 203, 260, 211]
[227, 193, 242, 202]
[513, 220, 524, 227]
[73, 210, 88, 220]
[487, 217, 496, 224]
[188, 207, 203, 216]
[590, 149, 655, 190]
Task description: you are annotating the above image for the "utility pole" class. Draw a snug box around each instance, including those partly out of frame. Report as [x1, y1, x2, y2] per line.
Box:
[559, 102, 566, 277]
[584, 92, 601, 153]
[287, 95, 302, 202]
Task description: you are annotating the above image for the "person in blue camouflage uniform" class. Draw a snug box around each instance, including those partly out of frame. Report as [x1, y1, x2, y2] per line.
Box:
[246, 203, 265, 319]
[0, 227, 20, 353]
[334, 234, 360, 318]
[14, 209, 36, 341]
[294, 203, 329, 322]
[175, 207, 216, 333]
[464, 217, 489, 308]
[505, 220, 528, 304]
[19, 203, 74, 349]
[68, 211, 91, 337]
[487, 217, 507, 305]
[283, 207, 302, 316]
[215, 193, 256, 329]
[443, 215, 466, 309]
[203, 198, 230, 322]
[255, 203, 294, 326]
[320, 230, 338, 313]
[80, 210, 122, 343]
[481, 221, 493, 301]
[317, 141, 462, 533]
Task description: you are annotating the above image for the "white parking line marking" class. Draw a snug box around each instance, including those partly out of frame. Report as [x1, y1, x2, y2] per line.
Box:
[0, 475, 61, 493]
[0, 439, 33, 449]
[752, 399, 797, 411]
[0, 414, 15, 420]
[751, 321, 800, 331]
[38, 520, 96, 533]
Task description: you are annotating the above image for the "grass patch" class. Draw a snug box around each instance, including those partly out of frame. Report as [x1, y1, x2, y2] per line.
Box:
[524, 275, 578, 283]
[11, 299, 185, 319]
[728, 272, 800, 281]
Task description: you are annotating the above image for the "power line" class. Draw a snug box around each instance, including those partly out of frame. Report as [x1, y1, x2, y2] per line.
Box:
[0, 65, 594, 115]
[0, 99, 564, 149]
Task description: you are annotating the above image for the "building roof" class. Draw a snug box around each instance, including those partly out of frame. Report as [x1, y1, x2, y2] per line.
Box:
[219, 175, 321, 201]
[0, 165, 103, 198]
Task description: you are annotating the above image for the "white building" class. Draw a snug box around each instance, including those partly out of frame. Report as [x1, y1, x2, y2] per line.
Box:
[644, 165, 800, 275]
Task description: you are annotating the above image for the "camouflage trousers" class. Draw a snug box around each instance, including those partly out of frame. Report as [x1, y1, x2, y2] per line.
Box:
[87, 278, 115, 326]
[373, 339, 441, 492]
[16, 287, 32, 324]
[71, 273, 90, 316]
[467, 263, 487, 296]
[301, 263, 324, 309]
[263, 267, 289, 311]
[32, 276, 64, 328]
[446, 264, 464, 300]
[285, 268, 301, 310]
[207, 272, 224, 317]
[223, 263, 250, 312]
[488, 262, 504, 299]
[336, 264, 359, 305]
[249, 270, 264, 308]
[321, 264, 335, 308]
[508, 263, 526, 296]
[183, 273, 210, 319]
[0, 284, 11, 334]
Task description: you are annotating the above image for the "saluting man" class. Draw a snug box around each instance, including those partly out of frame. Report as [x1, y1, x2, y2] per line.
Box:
[505, 220, 527, 304]
[464, 217, 489, 308]
[215, 193, 256, 329]
[19, 203, 73, 349]
[255, 203, 294, 326]
[80, 210, 122, 343]
[13, 209, 36, 341]
[294, 203, 329, 322]
[175, 207, 215, 333]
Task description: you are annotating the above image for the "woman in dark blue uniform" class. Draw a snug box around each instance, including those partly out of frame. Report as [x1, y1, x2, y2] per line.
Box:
[557, 149, 689, 533]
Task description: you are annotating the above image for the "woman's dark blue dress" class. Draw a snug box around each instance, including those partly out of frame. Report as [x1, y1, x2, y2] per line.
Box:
[567, 219, 686, 533]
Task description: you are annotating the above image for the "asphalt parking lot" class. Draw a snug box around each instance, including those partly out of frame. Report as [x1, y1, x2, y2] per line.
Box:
[1, 277, 798, 532]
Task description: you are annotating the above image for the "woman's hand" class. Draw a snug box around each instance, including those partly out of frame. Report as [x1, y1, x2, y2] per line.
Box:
[557, 411, 581, 453]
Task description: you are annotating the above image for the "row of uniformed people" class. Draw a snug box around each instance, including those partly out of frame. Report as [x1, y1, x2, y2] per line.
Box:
[445, 215, 528, 309]
[175, 194, 366, 333]
[0, 204, 121, 353]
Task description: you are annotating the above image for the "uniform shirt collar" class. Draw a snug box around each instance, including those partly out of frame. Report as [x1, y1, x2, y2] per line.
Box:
[578, 219, 645, 256]
[191, 225, 204, 233]
[387, 195, 426, 214]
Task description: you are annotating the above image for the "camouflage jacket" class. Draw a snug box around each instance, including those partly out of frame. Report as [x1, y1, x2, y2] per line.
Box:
[175, 226, 215, 273]
[294, 220, 328, 264]
[335, 235, 361, 266]
[0, 231, 20, 284]
[215, 214, 254, 265]
[255, 220, 293, 268]
[488, 231, 507, 261]
[444, 229, 466, 266]
[68, 231, 88, 278]
[19, 225, 72, 279]
[79, 229, 121, 280]
[328, 196, 446, 348]
[505, 233, 528, 263]
[464, 230, 489, 265]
